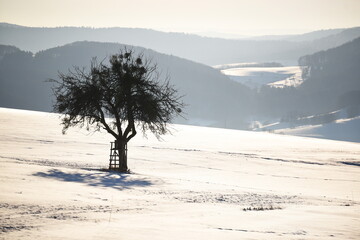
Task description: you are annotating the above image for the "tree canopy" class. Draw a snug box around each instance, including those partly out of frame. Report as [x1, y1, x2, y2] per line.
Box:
[51, 49, 184, 172]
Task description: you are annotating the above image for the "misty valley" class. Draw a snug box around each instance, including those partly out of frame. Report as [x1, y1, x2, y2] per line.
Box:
[1, 23, 360, 142]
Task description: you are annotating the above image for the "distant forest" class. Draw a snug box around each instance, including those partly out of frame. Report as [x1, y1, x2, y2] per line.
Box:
[256, 37, 360, 119]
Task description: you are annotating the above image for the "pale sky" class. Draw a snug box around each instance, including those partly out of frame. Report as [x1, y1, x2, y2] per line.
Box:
[1, 0, 360, 36]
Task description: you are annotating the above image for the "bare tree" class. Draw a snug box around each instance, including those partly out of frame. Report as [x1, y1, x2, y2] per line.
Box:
[51, 49, 184, 172]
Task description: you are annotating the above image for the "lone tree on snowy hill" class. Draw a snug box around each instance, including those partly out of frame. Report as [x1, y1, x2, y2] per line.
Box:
[51, 49, 184, 173]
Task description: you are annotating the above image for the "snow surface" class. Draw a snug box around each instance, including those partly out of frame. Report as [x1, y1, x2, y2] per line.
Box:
[253, 110, 360, 143]
[1, 107, 360, 239]
[273, 116, 360, 143]
[220, 66, 303, 89]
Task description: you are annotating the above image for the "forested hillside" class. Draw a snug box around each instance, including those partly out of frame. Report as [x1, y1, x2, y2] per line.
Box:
[0, 42, 253, 128]
[299, 37, 360, 113]
[255, 37, 360, 119]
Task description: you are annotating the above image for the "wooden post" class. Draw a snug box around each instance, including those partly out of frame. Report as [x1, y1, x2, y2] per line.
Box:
[109, 140, 128, 171]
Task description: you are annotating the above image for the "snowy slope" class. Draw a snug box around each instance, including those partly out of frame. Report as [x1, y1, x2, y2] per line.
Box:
[1, 107, 359, 239]
[254, 110, 360, 143]
[273, 116, 360, 143]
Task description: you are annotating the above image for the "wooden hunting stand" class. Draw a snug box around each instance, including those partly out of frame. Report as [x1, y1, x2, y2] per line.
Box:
[109, 140, 127, 170]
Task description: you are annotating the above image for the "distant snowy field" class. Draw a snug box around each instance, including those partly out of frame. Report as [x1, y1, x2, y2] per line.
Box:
[215, 63, 303, 89]
[253, 110, 360, 143]
[1, 108, 359, 239]
[273, 117, 360, 142]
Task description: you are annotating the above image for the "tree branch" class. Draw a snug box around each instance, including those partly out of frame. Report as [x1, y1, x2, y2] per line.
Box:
[126, 125, 137, 142]
[98, 107, 118, 139]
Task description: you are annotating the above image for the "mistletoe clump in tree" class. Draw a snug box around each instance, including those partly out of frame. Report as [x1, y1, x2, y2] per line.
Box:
[52, 49, 184, 172]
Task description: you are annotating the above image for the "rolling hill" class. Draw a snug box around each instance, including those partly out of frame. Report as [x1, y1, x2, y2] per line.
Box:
[0, 41, 253, 129]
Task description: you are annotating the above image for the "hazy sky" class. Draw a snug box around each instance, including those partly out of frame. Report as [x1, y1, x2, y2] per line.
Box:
[1, 0, 360, 36]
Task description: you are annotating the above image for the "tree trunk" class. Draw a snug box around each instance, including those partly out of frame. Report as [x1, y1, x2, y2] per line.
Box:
[117, 139, 128, 172]
[109, 139, 128, 172]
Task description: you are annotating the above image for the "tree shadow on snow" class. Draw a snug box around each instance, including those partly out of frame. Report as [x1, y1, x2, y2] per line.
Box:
[33, 169, 154, 190]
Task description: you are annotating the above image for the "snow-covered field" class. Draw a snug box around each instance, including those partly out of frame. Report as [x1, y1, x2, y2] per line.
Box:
[1, 107, 360, 240]
[273, 116, 360, 143]
[253, 111, 360, 143]
[218, 65, 302, 89]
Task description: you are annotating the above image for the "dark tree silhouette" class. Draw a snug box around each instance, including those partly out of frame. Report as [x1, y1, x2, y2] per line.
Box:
[51, 49, 184, 172]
